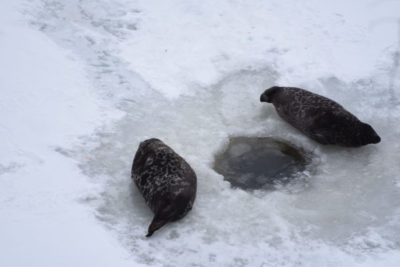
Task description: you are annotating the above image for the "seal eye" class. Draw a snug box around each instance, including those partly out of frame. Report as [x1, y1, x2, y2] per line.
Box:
[145, 157, 153, 166]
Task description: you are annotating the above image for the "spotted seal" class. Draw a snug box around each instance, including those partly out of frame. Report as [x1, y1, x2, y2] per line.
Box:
[260, 86, 381, 147]
[131, 138, 197, 237]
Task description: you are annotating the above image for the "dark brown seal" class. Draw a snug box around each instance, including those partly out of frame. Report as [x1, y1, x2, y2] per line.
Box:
[131, 138, 197, 237]
[260, 86, 381, 147]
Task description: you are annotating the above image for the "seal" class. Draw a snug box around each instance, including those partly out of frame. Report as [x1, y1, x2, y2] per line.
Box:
[131, 138, 197, 237]
[260, 86, 381, 147]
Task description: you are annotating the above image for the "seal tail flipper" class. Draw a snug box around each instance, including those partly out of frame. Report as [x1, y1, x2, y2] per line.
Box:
[146, 215, 168, 237]
[146, 199, 175, 237]
[145, 193, 194, 237]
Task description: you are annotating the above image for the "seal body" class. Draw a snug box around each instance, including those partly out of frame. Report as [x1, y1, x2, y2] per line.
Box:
[260, 86, 381, 147]
[131, 138, 197, 237]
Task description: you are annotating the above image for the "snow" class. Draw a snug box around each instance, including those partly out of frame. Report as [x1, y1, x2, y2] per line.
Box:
[0, 1, 134, 266]
[1, 0, 400, 266]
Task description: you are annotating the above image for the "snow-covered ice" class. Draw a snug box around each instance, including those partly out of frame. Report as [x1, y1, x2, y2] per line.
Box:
[1, 0, 400, 266]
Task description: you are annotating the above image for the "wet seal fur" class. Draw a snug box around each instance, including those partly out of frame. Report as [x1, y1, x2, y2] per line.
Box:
[131, 138, 197, 237]
[260, 86, 381, 147]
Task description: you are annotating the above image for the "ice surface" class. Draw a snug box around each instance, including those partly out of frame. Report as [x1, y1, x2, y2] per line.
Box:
[1, 0, 400, 266]
[72, 69, 400, 266]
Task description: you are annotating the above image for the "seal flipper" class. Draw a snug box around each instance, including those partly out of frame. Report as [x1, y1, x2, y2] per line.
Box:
[146, 204, 171, 237]
[146, 215, 169, 237]
[309, 112, 343, 145]
[146, 193, 194, 237]
[146, 197, 176, 237]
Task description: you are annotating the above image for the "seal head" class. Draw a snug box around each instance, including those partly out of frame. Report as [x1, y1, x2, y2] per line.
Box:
[260, 86, 281, 103]
[358, 123, 381, 145]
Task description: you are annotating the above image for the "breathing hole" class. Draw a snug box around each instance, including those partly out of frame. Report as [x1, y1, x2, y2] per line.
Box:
[213, 137, 312, 191]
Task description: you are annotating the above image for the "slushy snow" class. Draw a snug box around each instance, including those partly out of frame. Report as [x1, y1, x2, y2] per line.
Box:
[1, 0, 400, 266]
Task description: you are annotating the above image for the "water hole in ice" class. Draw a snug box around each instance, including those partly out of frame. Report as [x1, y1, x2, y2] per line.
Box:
[213, 136, 312, 191]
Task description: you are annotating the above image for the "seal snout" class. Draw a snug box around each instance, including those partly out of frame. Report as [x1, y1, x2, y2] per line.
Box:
[371, 134, 381, 144]
[363, 123, 381, 144]
[260, 93, 268, 102]
[260, 86, 281, 103]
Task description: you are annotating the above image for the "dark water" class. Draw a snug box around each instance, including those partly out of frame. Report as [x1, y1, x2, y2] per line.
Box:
[214, 137, 310, 191]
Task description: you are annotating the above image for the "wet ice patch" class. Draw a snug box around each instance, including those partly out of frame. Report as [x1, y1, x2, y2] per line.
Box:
[213, 137, 311, 191]
[70, 66, 400, 266]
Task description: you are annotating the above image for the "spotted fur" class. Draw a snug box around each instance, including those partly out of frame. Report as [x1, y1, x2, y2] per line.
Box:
[260, 86, 381, 147]
[131, 138, 197, 237]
